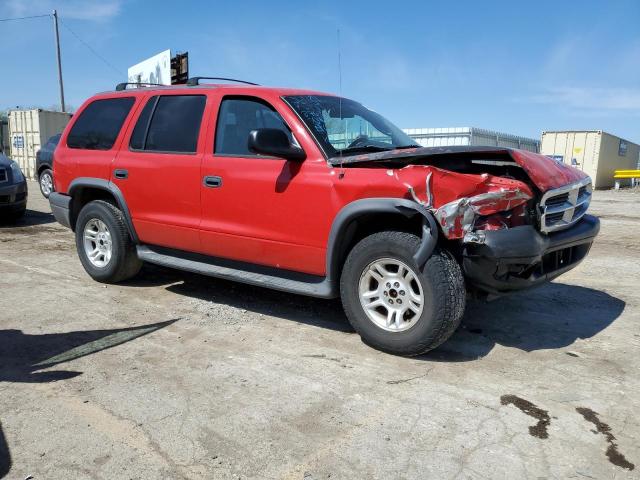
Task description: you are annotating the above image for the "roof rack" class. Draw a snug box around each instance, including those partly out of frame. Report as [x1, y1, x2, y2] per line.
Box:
[186, 77, 259, 86]
[115, 82, 165, 91]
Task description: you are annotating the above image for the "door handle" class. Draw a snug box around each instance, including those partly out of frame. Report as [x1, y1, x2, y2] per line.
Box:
[203, 176, 223, 188]
[114, 169, 128, 179]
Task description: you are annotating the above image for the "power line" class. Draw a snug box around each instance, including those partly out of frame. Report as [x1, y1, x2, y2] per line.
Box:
[57, 16, 124, 78]
[0, 11, 123, 85]
[0, 13, 50, 22]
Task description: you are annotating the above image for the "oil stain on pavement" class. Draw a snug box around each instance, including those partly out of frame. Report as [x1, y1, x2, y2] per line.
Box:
[500, 394, 550, 439]
[576, 407, 635, 471]
[500, 395, 635, 471]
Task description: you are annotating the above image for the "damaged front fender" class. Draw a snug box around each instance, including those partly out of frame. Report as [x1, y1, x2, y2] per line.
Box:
[434, 188, 533, 239]
[395, 166, 534, 240]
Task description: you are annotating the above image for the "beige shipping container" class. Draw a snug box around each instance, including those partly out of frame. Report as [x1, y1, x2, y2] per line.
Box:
[540, 130, 640, 189]
[8, 109, 72, 180]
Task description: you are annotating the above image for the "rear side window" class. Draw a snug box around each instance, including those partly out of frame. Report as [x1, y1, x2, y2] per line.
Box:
[130, 95, 206, 154]
[67, 97, 135, 150]
[215, 97, 291, 156]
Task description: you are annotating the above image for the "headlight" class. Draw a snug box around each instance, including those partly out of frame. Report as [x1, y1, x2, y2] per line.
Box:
[9, 161, 25, 182]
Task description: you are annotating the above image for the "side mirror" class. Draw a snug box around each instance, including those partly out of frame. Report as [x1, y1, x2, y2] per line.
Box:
[248, 128, 306, 161]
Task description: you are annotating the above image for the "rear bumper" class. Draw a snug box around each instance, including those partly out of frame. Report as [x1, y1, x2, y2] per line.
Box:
[49, 192, 71, 228]
[463, 214, 600, 295]
[0, 180, 28, 211]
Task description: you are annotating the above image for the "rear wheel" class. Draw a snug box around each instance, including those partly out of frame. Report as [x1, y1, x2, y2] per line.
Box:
[39, 168, 54, 198]
[75, 200, 142, 283]
[340, 231, 465, 356]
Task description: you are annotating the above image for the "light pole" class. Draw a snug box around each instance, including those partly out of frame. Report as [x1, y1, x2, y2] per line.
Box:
[52, 9, 65, 112]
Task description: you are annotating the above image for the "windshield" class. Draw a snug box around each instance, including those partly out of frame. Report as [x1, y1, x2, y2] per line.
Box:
[283, 95, 419, 158]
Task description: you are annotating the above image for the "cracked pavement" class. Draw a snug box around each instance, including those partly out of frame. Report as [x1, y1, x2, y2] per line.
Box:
[0, 183, 638, 479]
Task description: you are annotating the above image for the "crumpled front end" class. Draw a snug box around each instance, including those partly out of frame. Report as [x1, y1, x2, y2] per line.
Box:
[435, 188, 533, 240]
[392, 152, 599, 296]
[396, 165, 537, 242]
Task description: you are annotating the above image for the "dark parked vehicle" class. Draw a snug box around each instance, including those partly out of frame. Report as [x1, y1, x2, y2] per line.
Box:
[0, 152, 27, 221]
[36, 134, 60, 198]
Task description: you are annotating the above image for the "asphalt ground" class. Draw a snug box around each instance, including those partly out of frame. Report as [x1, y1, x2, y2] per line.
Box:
[1, 183, 638, 479]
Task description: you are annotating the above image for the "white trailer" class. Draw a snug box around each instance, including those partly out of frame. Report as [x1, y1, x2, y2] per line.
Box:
[403, 127, 540, 153]
[8, 109, 72, 180]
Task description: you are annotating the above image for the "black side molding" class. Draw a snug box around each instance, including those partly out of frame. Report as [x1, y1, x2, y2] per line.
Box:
[49, 192, 71, 228]
[325, 198, 438, 287]
[137, 245, 336, 298]
[68, 177, 139, 243]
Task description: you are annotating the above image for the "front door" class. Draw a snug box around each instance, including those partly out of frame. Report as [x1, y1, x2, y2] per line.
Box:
[112, 93, 209, 252]
[199, 95, 331, 276]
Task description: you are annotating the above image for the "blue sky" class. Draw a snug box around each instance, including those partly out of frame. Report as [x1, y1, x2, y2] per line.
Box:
[1, 0, 639, 142]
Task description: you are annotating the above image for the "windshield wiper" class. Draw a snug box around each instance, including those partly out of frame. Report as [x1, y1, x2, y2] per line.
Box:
[394, 144, 421, 149]
[336, 145, 393, 156]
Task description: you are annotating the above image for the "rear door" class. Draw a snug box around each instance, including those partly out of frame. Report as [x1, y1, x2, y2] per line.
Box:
[56, 96, 137, 192]
[112, 93, 209, 252]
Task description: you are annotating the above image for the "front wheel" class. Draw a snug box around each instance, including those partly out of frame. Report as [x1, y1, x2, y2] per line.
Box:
[340, 231, 465, 356]
[75, 200, 142, 283]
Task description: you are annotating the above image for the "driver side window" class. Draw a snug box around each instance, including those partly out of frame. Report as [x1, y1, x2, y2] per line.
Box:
[214, 97, 292, 156]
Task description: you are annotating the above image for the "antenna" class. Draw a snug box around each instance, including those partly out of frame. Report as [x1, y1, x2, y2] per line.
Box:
[337, 28, 345, 179]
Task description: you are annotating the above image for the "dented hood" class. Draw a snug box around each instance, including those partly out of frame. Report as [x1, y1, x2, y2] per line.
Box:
[508, 149, 588, 191]
[332, 146, 589, 192]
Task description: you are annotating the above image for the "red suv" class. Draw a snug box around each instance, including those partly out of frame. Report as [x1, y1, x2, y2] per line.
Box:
[49, 78, 599, 355]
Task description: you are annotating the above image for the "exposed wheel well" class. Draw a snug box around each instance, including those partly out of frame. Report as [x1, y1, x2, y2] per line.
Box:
[37, 165, 52, 177]
[69, 187, 117, 231]
[331, 212, 423, 281]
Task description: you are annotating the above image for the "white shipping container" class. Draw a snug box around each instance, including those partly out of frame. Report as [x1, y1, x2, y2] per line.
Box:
[8, 109, 72, 180]
[403, 127, 540, 153]
[540, 131, 640, 189]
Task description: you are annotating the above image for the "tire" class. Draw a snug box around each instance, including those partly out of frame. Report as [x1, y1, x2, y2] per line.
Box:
[340, 231, 465, 356]
[75, 200, 142, 283]
[38, 168, 54, 198]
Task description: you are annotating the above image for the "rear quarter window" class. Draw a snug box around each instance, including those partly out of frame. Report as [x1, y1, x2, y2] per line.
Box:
[67, 97, 135, 150]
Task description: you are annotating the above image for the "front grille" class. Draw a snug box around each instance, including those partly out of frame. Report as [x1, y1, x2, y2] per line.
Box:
[0, 195, 9, 204]
[545, 193, 569, 207]
[0, 168, 6, 183]
[539, 177, 592, 233]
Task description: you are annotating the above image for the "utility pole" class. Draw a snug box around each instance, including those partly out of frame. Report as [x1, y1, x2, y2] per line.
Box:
[52, 10, 66, 112]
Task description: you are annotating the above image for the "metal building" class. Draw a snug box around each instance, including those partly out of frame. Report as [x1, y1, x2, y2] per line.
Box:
[8, 109, 71, 180]
[540, 131, 640, 189]
[403, 127, 540, 152]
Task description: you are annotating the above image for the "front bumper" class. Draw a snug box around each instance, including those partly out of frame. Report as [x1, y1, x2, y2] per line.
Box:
[463, 214, 600, 295]
[49, 192, 72, 228]
[0, 180, 28, 212]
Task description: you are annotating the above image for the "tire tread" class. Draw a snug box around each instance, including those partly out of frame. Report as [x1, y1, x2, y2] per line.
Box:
[340, 231, 465, 356]
[75, 200, 141, 283]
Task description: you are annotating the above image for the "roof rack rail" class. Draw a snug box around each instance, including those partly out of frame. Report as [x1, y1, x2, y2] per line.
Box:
[115, 82, 165, 91]
[186, 77, 259, 86]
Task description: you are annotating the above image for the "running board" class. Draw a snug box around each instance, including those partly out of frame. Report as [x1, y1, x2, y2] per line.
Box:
[136, 245, 336, 298]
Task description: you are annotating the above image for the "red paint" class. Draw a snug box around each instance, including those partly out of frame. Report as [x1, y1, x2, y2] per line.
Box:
[54, 84, 589, 276]
[509, 150, 588, 191]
